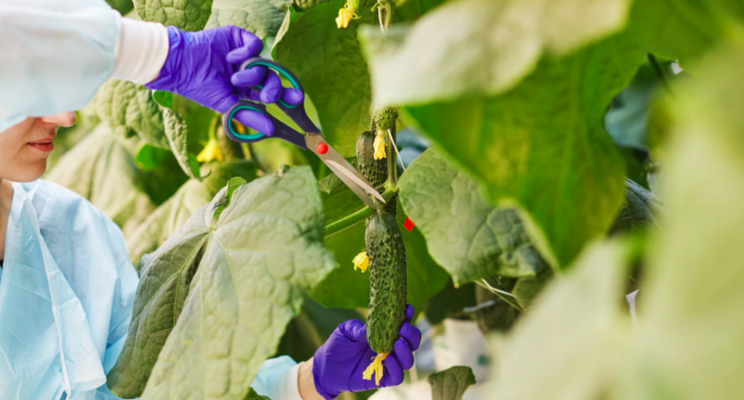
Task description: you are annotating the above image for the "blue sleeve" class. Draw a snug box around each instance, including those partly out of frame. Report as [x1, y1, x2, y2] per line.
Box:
[0, 0, 120, 132]
[251, 356, 302, 400]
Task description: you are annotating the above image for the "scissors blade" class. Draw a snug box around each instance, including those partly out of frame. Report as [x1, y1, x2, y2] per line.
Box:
[304, 133, 386, 207]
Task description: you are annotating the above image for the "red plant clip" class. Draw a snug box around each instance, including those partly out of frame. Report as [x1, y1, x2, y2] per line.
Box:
[403, 217, 415, 232]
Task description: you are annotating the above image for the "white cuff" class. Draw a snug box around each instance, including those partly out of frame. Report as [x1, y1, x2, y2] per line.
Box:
[279, 363, 304, 400]
[111, 18, 169, 84]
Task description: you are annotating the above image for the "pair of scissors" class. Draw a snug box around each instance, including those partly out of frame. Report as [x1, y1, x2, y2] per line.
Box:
[222, 57, 385, 209]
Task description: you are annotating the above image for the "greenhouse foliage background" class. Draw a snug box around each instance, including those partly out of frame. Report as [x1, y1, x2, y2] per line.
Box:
[46, 0, 744, 398]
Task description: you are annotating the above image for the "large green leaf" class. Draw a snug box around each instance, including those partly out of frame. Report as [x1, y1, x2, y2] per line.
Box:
[312, 183, 449, 313]
[122, 166, 336, 400]
[205, 0, 290, 38]
[394, 0, 450, 22]
[107, 202, 212, 398]
[628, 0, 732, 65]
[611, 40, 744, 400]
[361, 0, 735, 268]
[134, 0, 213, 30]
[484, 240, 631, 400]
[400, 34, 637, 268]
[398, 148, 548, 284]
[272, 0, 375, 157]
[91, 80, 168, 148]
[126, 161, 259, 267]
[359, 0, 632, 106]
[45, 125, 155, 237]
[427, 366, 476, 400]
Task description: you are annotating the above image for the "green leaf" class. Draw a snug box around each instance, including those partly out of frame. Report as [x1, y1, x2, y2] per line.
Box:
[628, 0, 732, 64]
[608, 178, 663, 235]
[361, 0, 733, 269]
[291, 0, 332, 11]
[250, 137, 312, 173]
[611, 41, 744, 400]
[244, 388, 272, 400]
[400, 34, 637, 267]
[107, 0, 135, 14]
[272, 0, 376, 157]
[205, 0, 290, 39]
[275, 298, 363, 364]
[424, 281, 476, 325]
[163, 107, 206, 180]
[135, 143, 172, 171]
[484, 240, 631, 400]
[131, 167, 336, 400]
[134, 0, 213, 31]
[212, 176, 249, 222]
[398, 148, 549, 284]
[45, 124, 155, 237]
[394, 0, 450, 22]
[108, 204, 212, 398]
[126, 161, 258, 267]
[473, 285, 520, 333]
[152, 90, 174, 108]
[427, 366, 476, 400]
[359, 0, 633, 106]
[91, 80, 168, 149]
[313, 184, 449, 314]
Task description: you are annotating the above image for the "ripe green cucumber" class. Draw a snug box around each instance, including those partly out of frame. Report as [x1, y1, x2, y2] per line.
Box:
[356, 130, 387, 188]
[366, 212, 407, 354]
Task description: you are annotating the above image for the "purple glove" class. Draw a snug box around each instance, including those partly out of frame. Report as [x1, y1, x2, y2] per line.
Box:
[312, 305, 422, 400]
[146, 26, 304, 136]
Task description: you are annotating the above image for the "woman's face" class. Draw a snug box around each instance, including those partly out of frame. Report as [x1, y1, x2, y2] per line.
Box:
[0, 113, 76, 182]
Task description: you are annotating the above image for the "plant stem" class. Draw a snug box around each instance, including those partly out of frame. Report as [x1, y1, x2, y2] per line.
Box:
[324, 189, 396, 237]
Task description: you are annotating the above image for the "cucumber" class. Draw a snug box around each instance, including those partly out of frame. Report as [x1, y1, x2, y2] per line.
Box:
[366, 212, 408, 354]
[356, 130, 387, 188]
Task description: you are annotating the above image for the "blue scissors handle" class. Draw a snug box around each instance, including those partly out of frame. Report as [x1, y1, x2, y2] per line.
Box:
[239, 58, 320, 134]
[222, 101, 307, 149]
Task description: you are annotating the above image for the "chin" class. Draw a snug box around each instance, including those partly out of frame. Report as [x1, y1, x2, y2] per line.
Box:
[9, 161, 47, 183]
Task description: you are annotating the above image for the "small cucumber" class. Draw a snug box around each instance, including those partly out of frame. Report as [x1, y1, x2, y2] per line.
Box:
[366, 212, 407, 354]
[356, 130, 387, 189]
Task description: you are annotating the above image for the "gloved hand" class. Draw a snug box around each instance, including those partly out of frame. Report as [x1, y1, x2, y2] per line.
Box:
[146, 26, 304, 136]
[312, 305, 422, 399]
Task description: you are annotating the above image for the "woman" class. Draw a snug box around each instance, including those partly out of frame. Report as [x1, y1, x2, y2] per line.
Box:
[0, 1, 420, 399]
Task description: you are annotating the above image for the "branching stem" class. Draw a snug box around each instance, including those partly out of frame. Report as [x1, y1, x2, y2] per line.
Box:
[324, 189, 397, 237]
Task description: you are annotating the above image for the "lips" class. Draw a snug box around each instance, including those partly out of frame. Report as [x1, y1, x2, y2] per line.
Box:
[28, 137, 55, 153]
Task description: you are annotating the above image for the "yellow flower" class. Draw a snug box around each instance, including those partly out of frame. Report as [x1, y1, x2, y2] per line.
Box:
[362, 353, 388, 386]
[352, 252, 369, 273]
[196, 137, 224, 163]
[336, 6, 355, 29]
[373, 130, 386, 160]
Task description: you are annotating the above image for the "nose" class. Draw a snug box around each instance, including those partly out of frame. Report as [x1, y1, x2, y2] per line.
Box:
[40, 112, 77, 127]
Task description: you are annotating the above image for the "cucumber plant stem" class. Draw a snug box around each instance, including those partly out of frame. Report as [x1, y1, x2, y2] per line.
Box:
[324, 189, 397, 237]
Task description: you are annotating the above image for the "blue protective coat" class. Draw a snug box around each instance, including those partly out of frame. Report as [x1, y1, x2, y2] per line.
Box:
[0, 180, 297, 399]
[0, 180, 137, 399]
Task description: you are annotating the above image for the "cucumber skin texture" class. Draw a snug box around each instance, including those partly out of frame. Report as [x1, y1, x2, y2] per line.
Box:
[356, 130, 387, 188]
[366, 212, 408, 354]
